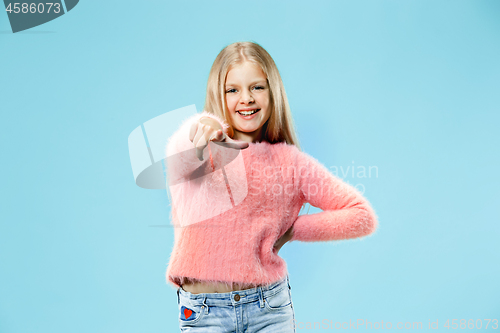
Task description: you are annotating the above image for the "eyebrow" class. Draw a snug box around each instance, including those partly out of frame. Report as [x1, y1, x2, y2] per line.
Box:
[225, 80, 268, 87]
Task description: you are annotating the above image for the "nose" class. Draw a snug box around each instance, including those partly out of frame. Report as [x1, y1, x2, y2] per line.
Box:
[240, 89, 254, 104]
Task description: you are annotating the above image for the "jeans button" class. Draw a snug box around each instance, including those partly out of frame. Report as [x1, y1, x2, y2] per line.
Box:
[234, 294, 240, 301]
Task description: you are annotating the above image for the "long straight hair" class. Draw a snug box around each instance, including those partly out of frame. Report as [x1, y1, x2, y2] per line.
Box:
[204, 41, 301, 150]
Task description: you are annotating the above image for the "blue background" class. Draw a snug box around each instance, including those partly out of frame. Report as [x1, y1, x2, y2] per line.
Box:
[1, 0, 499, 332]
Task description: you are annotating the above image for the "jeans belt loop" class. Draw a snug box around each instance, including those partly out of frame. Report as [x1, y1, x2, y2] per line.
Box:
[258, 287, 264, 308]
[202, 297, 209, 314]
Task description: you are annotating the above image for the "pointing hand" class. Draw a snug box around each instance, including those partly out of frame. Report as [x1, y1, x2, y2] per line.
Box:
[189, 116, 249, 161]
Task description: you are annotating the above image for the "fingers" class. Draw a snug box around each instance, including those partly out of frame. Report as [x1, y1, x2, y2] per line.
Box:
[224, 135, 249, 148]
[273, 227, 294, 253]
[231, 141, 250, 149]
[191, 121, 221, 161]
[210, 129, 224, 142]
[193, 127, 209, 161]
[273, 240, 284, 254]
[189, 118, 251, 162]
[214, 139, 249, 150]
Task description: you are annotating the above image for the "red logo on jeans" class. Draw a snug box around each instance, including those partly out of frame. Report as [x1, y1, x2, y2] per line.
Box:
[183, 308, 193, 319]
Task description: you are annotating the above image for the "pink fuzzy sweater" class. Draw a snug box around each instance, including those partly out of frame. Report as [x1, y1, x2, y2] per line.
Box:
[164, 111, 378, 289]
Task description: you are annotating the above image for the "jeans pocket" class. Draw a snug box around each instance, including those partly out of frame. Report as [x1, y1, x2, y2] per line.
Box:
[178, 302, 205, 325]
[264, 286, 292, 311]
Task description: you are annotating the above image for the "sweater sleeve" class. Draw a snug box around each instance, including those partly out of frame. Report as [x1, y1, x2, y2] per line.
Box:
[165, 110, 231, 186]
[290, 151, 379, 242]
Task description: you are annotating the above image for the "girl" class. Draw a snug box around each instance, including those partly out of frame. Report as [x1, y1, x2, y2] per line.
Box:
[165, 41, 378, 332]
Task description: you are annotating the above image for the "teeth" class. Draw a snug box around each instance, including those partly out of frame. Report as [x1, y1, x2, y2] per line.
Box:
[238, 109, 259, 116]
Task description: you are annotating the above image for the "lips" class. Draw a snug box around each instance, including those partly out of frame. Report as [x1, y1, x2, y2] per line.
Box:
[236, 109, 260, 116]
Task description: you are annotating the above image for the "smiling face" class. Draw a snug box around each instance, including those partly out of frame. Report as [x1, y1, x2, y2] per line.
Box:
[225, 61, 271, 143]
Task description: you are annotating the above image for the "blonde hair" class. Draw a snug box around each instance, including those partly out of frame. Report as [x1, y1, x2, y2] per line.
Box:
[204, 41, 301, 150]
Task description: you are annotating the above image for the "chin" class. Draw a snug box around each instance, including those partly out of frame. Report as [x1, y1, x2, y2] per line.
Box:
[237, 126, 260, 133]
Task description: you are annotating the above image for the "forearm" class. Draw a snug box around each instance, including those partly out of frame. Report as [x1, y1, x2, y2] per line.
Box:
[291, 201, 378, 242]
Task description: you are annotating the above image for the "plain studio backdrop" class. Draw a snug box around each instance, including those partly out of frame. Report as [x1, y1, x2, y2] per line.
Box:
[1, 0, 499, 332]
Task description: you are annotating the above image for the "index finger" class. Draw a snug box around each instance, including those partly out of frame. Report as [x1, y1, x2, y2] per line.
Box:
[213, 141, 250, 150]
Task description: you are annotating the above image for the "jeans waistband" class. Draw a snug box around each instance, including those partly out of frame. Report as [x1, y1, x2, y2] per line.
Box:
[177, 275, 290, 307]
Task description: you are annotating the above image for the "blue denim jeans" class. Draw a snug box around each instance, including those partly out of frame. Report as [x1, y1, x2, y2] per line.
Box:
[177, 275, 296, 332]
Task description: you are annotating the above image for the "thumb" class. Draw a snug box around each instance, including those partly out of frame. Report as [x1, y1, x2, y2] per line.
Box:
[210, 129, 224, 142]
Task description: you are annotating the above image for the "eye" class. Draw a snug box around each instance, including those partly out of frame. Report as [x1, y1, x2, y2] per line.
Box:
[225, 88, 237, 94]
[253, 86, 265, 90]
